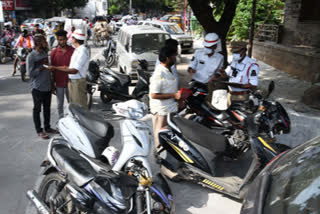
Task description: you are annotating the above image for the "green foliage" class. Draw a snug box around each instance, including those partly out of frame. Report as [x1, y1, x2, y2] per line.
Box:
[227, 0, 284, 41]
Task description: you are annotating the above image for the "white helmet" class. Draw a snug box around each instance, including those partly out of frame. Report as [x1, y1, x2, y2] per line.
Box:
[203, 33, 220, 47]
[112, 100, 148, 120]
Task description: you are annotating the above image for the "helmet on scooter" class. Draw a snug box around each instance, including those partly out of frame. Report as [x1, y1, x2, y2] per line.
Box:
[87, 60, 100, 82]
[112, 100, 148, 120]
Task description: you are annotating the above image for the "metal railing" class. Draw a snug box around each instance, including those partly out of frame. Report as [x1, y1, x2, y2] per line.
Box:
[255, 24, 280, 43]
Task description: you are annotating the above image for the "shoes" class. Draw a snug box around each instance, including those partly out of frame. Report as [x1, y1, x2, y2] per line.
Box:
[38, 132, 49, 139]
[12, 71, 16, 76]
[45, 128, 59, 134]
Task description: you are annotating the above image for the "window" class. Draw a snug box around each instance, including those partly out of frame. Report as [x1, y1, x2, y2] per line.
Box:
[299, 0, 320, 21]
[132, 33, 168, 54]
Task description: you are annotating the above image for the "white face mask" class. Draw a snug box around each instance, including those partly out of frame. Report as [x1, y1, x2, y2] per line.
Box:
[204, 47, 213, 55]
[233, 53, 241, 61]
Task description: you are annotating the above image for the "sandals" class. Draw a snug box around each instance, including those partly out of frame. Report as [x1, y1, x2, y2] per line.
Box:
[38, 132, 49, 139]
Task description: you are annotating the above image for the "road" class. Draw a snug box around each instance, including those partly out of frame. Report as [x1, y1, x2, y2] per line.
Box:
[0, 40, 242, 214]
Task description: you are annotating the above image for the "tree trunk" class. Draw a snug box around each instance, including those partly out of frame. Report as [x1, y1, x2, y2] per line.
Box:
[188, 0, 239, 67]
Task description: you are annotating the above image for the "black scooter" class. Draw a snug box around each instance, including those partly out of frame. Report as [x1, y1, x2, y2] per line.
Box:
[156, 96, 291, 199]
[98, 60, 151, 106]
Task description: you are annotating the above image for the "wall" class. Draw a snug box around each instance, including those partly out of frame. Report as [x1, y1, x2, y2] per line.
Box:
[253, 41, 320, 82]
[282, 0, 320, 48]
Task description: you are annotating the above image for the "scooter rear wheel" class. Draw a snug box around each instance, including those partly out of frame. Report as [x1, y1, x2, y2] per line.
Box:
[100, 91, 112, 103]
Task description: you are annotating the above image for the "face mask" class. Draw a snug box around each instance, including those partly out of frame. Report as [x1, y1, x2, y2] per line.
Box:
[233, 53, 241, 61]
[204, 47, 213, 55]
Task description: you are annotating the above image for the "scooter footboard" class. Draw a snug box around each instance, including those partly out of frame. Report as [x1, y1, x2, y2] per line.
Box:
[182, 163, 242, 199]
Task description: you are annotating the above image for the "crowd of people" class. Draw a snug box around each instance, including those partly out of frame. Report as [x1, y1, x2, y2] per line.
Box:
[5, 19, 259, 143]
[25, 28, 89, 139]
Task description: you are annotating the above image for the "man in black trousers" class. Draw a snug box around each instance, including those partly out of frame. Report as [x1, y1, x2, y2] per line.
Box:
[27, 35, 57, 139]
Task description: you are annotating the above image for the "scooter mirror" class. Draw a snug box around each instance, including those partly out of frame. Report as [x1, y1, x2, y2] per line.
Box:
[266, 81, 275, 98]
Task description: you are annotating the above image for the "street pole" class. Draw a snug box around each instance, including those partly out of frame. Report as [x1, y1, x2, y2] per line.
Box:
[183, 0, 187, 32]
[248, 0, 257, 57]
[129, 0, 132, 15]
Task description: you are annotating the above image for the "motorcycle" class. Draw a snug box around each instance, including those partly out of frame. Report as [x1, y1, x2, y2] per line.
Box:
[53, 99, 174, 213]
[178, 81, 279, 155]
[156, 93, 291, 200]
[16, 47, 31, 82]
[103, 39, 116, 68]
[0, 38, 15, 64]
[98, 60, 150, 107]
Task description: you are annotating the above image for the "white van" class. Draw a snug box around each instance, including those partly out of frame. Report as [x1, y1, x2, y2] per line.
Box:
[116, 25, 171, 78]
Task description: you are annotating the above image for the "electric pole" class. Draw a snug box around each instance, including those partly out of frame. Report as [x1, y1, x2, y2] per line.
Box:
[129, 0, 132, 15]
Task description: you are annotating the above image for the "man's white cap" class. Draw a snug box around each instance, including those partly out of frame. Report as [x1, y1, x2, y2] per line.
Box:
[203, 33, 220, 47]
[72, 29, 86, 40]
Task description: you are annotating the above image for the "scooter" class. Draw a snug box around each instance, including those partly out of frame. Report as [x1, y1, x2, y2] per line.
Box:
[156, 96, 291, 200]
[99, 60, 150, 106]
[103, 38, 116, 68]
[0, 38, 15, 64]
[56, 100, 174, 213]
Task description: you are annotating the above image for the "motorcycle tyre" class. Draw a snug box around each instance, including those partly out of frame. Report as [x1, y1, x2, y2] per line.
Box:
[0, 52, 6, 64]
[38, 172, 76, 213]
[88, 93, 93, 110]
[100, 91, 112, 103]
[21, 64, 27, 82]
[105, 54, 115, 68]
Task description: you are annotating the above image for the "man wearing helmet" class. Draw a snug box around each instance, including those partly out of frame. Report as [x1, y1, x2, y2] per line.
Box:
[218, 45, 260, 105]
[188, 32, 224, 102]
[12, 29, 34, 76]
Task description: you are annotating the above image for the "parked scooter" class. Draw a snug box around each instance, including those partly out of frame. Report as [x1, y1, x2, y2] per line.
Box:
[103, 38, 116, 68]
[0, 39, 15, 64]
[156, 96, 291, 199]
[16, 47, 31, 82]
[99, 60, 151, 106]
[55, 100, 174, 213]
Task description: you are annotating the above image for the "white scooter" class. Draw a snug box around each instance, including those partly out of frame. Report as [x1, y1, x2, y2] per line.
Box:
[55, 100, 174, 213]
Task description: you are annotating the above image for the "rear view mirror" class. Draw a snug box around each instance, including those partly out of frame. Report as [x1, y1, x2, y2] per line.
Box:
[266, 81, 275, 98]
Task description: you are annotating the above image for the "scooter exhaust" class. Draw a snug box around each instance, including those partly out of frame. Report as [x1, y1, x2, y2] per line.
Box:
[26, 190, 50, 214]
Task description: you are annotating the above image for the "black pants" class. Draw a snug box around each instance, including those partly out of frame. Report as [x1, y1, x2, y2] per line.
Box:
[32, 89, 52, 133]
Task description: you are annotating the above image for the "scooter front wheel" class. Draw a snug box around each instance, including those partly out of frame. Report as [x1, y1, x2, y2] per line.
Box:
[105, 53, 115, 68]
[100, 91, 112, 103]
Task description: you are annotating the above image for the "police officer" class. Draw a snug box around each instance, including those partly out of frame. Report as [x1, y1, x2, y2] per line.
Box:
[219, 45, 260, 105]
[188, 33, 224, 102]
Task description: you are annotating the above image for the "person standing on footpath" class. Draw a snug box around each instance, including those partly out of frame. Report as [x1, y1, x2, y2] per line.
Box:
[150, 46, 181, 149]
[27, 35, 57, 139]
[188, 33, 224, 102]
[218, 45, 260, 105]
[48, 29, 89, 108]
[50, 30, 74, 118]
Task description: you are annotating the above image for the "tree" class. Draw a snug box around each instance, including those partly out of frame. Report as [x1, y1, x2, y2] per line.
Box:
[228, 0, 284, 41]
[29, 0, 88, 17]
[187, 0, 240, 66]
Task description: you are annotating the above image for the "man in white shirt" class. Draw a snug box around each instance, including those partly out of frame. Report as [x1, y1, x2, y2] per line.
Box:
[48, 29, 89, 108]
[188, 33, 224, 102]
[150, 46, 181, 148]
[155, 39, 179, 87]
[219, 45, 260, 105]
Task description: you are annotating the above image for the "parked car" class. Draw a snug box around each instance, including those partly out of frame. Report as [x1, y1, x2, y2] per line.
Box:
[241, 136, 320, 214]
[21, 18, 44, 31]
[138, 20, 193, 53]
[116, 25, 170, 79]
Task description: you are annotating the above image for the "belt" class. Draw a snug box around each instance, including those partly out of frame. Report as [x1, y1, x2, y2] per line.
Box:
[230, 91, 249, 95]
[69, 78, 85, 82]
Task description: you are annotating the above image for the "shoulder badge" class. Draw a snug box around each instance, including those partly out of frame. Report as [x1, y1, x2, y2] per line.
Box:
[251, 70, 257, 76]
[191, 56, 195, 61]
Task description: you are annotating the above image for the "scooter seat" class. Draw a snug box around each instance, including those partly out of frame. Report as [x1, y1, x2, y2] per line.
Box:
[52, 143, 96, 187]
[69, 104, 114, 139]
[108, 69, 131, 86]
[172, 116, 226, 153]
